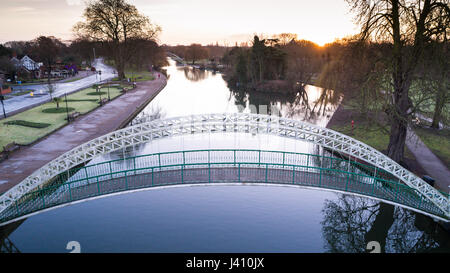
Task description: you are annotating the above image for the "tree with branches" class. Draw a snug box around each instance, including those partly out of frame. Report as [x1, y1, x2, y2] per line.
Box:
[347, 0, 450, 163]
[73, 0, 161, 80]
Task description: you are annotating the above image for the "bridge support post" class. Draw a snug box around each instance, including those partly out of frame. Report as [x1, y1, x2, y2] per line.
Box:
[371, 178, 376, 195]
[109, 161, 113, 180]
[265, 164, 268, 182]
[208, 151, 211, 183]
[292, 166, 295, 184]
[68, 183, 72, 202]
[306, 154, 309, 172]
[258, 150, 261, 167]
[84, 167, 89, 184]
[319, 168, 322, 187]
[345, 173, 349, 191]
[238, 163, 241, 182]
[181, 166, 184, 184]
[158, 153, 161, 171]
[125, 171, 128, 190]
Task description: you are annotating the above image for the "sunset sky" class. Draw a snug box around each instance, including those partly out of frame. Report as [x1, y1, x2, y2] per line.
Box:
[0, 0, 359, 46]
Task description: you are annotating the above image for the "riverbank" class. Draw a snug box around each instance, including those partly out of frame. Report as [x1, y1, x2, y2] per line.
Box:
[327, 97, 449, 193]
[0, 84, 131, 152]
[0, 73, 167, 194]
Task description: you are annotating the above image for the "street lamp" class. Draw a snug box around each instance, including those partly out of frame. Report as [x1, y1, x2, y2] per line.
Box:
[64, 93, 70, 123]
[0, 95, 6, 119]
[98, 85, 102, 102]
[107, 82, 110, 101]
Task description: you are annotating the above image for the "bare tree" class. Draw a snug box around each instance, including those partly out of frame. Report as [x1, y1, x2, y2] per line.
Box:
[34, 36, 64, 85]
[74, 0, 161, 80]
[46, 82, 57, 102]
[347, 0, 450, 162]
[185, 44, 209, 65]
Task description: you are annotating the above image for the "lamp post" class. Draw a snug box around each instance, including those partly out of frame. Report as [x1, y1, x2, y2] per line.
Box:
[0, 95, 6, 119]
[65, 93, 70, 123]
[107, 82, 110, 101]
[98, 85, 102, 104]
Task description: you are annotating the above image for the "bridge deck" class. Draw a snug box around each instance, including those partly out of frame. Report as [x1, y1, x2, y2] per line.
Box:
[0, 166, 444, 225]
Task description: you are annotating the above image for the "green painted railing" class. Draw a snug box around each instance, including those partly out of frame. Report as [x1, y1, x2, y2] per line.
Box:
[1, 149, 448, 224]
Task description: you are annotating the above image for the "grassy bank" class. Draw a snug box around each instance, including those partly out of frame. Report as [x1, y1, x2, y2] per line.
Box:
[327, 100, 423, 175]
[112, 70, 155, 82]
[0, 85, 128, 152]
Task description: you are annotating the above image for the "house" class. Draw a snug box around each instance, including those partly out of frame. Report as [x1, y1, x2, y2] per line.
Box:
[21, 55, 41, 71]
[11, 55, 42, 79]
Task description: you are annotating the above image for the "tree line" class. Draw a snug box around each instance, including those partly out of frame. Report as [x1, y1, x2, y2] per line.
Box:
[0, 0, 168, 85]
[222, 0, 449, 165]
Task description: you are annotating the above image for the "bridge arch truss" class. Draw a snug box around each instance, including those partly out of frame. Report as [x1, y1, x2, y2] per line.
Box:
[0, 113, 448, 220]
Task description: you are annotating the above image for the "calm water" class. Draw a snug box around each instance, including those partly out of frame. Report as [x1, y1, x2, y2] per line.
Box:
[2, 59, 449, 253]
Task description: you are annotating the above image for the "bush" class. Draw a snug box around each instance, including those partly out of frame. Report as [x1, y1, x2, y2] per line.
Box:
[64, 99, 98, 102]
[42, 107, 75, 113]
[4, 120, 51, 128]
[86, 91, 107, 96]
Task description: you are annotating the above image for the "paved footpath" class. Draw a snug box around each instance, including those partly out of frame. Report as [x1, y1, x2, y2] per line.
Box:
[0, 74, 167, 193]
[406, 127, 450, 194]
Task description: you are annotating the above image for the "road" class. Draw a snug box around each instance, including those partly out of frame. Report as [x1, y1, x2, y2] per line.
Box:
[1, 59, 116, 117]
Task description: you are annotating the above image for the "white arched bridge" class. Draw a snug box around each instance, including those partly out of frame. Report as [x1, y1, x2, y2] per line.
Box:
[0, 113, 448, 225]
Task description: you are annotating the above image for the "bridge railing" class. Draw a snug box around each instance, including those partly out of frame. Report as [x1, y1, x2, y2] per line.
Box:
[1, 149, 448, 225]
[42, 149, 399, 190]
[2, 113, 448, 219]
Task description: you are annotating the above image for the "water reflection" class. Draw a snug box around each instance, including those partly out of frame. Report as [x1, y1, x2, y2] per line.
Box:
[135, 58, 340, 128]
[0, 220, 23, 253]
[225, 77, 342, 126]
[322, 195, 450, 253]
[3, 187, 449, 253]
[181, 66, 208, 82]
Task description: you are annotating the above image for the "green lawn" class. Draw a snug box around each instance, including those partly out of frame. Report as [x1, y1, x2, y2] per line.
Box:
[0, 85, 125, 151]
[414, 127, 450, 167]
[112, 70, 155, 82]
[329, 121, 416, 160]
[329, 122, 389, 152]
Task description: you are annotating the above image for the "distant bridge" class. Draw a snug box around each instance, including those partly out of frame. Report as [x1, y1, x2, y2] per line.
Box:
[0, 113, 448, 225]
[166, 52, 185, 64]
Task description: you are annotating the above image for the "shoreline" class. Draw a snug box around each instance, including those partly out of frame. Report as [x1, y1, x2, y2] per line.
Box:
[0, 73, 167, 193]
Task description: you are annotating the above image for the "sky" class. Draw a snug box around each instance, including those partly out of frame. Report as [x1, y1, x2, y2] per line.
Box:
[0, 0, 359, 46]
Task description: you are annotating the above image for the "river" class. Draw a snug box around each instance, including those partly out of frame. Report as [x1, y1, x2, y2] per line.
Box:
[3, 59, 449, 253]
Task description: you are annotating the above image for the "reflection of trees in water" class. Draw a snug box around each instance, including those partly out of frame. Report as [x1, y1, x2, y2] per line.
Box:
[226, 81, 296, 116]
[311, 88, 342, 116]
[225, 77, 341, 122]
[0, 219, 24, 253]
[286, 84, 342, 122]
[322, 195, 450, 253]
[182, 67, 208, 82]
